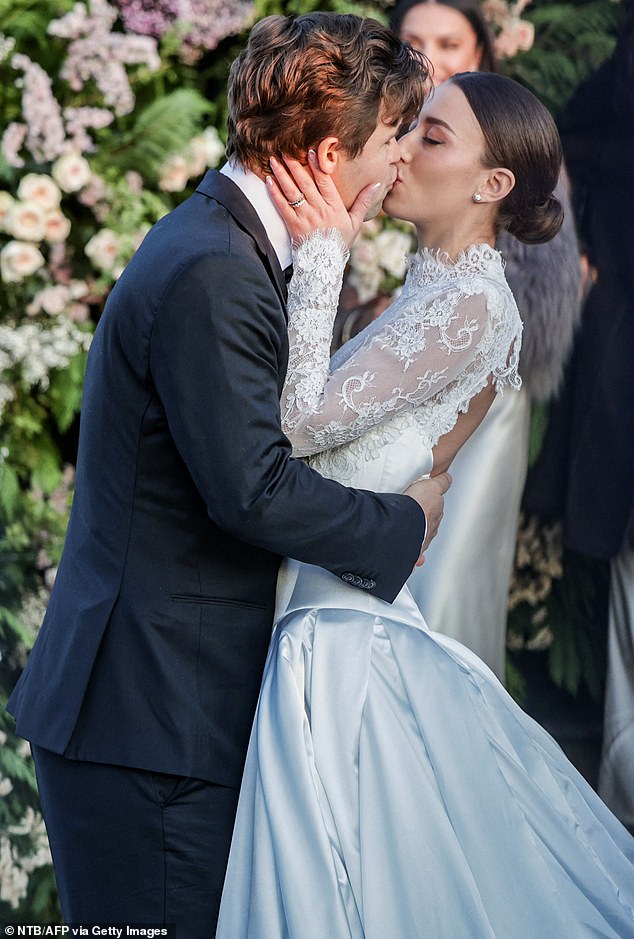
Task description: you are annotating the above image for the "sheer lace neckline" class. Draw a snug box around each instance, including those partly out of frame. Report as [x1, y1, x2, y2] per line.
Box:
[407, 243, 504, 287]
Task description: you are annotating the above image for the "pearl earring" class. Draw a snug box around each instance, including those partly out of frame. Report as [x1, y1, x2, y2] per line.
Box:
[473, 193, 483, 203]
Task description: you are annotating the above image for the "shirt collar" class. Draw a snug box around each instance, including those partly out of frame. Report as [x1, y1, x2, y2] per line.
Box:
[220, 161, 292, 270]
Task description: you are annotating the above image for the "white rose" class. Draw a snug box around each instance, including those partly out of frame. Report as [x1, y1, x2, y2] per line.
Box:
[374, 229, 411, 279]
[51, 152, 91, 193]
[189, 127, 225, 173]
[43, 209, 72, 243]
[0, 191, 15, 231]
[84, 228, 120, 271]
[351, 238, 380, 271]
[0, 240, 45, 282]
[348, 266, 382, 304]
[69, 279, 89, 299]
[17, 173, 62, 211]
[158, 154, 190, 192]
[5, 200, 47, 242]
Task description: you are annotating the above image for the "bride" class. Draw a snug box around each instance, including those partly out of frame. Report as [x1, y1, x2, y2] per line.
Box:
[216, 73, 634, 938]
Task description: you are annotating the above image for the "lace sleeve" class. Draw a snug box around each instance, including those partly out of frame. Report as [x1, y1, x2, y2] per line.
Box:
[279, 229, 350, 437]
[281, 237, 522, 458]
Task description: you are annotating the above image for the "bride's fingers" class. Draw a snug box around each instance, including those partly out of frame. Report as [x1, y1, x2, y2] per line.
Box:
[268, 155, 315, 206]
[266, 151, 379, 247]
[265, 169, 327, 243]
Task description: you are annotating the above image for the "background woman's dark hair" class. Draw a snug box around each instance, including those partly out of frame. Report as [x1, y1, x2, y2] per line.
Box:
[450, 72, 563, 244]
[389, 0, 498, 73]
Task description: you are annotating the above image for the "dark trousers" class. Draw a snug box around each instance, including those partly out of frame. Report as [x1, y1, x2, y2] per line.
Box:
[32, 746, 239, 937]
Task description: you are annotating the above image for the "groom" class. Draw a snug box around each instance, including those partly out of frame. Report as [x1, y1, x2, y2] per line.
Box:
[8, 12, 445, 935]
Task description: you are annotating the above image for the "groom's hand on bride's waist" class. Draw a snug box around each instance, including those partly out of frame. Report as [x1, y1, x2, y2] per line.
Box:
[404, 472, 452, 566]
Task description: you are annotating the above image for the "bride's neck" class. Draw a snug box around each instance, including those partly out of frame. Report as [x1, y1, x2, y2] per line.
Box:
[415, 219, 497, 260]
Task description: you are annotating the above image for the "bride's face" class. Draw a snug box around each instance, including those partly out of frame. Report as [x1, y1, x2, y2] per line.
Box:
[383, 82, 488, 231]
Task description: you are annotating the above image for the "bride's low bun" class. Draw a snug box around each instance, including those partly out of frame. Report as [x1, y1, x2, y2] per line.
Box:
[507, 194, 564, 245]
[449, 73, 564, 246]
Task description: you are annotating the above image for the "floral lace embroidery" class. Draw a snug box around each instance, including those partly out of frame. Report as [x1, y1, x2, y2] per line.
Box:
[281, 232, 523, 474]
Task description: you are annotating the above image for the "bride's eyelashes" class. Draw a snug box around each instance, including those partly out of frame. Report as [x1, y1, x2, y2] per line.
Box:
[422, 135, 443, 145]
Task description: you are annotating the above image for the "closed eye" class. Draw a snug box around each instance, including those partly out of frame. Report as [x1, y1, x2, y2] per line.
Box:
[422, 136, 443, 145]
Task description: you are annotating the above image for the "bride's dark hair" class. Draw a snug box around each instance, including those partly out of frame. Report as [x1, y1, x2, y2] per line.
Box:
[450, 72, 564, 244]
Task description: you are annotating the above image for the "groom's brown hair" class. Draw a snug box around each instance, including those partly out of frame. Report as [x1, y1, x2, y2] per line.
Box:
[226, 12, 430, 174]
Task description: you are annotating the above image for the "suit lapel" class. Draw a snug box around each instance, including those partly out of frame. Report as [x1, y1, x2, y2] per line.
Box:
[196, 170, 287, 306]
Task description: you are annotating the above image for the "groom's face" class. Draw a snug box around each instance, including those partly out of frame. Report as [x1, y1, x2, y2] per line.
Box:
[330, 114, 402, 220]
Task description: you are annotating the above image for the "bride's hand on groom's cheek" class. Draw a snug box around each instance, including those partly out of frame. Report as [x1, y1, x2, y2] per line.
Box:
[265, 152, 381, 249]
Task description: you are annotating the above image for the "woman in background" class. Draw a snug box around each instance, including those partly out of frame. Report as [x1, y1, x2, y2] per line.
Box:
[389, 0, 582, 680]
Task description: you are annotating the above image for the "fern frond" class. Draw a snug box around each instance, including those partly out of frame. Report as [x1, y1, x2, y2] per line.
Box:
[95, 88, 211, 183]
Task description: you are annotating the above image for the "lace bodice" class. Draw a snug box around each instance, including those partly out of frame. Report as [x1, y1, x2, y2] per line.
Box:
[280, 230, 522, 492]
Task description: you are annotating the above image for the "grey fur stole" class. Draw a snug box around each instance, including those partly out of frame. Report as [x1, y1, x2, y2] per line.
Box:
[497, 172, 582, 402]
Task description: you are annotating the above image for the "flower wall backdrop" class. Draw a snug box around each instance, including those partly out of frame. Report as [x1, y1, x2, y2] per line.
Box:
[0, 0, 624, 920]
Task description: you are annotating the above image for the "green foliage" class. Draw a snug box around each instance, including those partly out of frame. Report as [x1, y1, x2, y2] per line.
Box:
[501, 0, 623, 114]
[97, 89, 212, 184]
[254, 0, 386, 18]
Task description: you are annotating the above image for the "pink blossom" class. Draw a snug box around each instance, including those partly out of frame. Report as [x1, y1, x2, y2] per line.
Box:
[66, 301, 91, 322]
[115, 0, 255, 62]
[63, 107, 114, 154]
[495, 19, 535, 58]
[49, 0, 160, 117]
[10, 54, 66, 163]
[1, 123, 28, 168]
[125, 171, 144, 194]
[27, 285, 70, 317]
[77, 174, 110, 208]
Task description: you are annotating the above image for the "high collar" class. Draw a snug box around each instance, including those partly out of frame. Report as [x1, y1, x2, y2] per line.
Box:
[220, 161, 292, 270]
[406, 243, 505, 289]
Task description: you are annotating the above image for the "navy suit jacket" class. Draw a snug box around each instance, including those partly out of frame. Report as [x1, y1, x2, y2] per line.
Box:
[8, 171, 425, 786]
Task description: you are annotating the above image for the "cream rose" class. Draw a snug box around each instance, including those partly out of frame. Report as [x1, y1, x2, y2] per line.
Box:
[187, 127, 226, 176]
[373, 229, 411, 280]
[51, 152, 91, 193]
[43, 209, 72, 244]
[84, 228, 120, 271]
[158, 154, 190, 193]
[0, 240, 45, 282]
[5, 200, 47, 242]
[17, 173, 62, 211]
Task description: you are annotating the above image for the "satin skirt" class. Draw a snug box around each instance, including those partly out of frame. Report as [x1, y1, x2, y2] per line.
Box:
[216, 561, 634, 938]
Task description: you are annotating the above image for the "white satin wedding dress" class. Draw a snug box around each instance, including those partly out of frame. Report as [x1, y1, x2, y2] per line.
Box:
[216, 233, 634, 938]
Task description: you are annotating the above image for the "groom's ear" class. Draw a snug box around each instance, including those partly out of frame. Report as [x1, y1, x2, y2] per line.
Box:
[313, 137, 342, 176]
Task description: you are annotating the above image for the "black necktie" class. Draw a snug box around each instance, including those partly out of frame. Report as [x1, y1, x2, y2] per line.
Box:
[283, 265, 293, 285]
